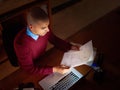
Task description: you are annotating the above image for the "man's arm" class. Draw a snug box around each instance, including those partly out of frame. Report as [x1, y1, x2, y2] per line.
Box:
[14, 43, 53, 75]
[48, 31, 72, 52]
[48, 30, 80, 51]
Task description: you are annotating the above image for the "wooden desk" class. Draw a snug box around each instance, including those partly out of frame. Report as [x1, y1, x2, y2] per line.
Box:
[22, 49, 93, 90]
[1, 6, 120, 90]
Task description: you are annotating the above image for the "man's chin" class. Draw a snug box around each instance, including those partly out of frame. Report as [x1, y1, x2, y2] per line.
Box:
[40, 33, 47, 36]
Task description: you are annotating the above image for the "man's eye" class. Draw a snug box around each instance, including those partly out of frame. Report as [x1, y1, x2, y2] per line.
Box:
[41, 27, 46, 29]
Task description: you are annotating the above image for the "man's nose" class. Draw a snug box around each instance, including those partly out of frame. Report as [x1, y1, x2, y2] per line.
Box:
[46, 28, 49, 32]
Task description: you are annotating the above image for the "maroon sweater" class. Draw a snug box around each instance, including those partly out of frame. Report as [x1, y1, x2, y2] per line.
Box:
[14, 28, 71, 75]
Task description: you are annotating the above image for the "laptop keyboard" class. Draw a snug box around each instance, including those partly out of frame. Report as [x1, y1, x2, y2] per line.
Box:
[50, 72, 80, 90]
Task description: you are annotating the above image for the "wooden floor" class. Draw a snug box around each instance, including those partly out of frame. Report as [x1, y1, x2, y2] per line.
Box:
[0, 5, 120, 90]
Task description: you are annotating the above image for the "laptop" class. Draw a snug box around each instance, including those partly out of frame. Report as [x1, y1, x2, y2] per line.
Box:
[39, 68, 83, 90]
[39, 40, 95, 90]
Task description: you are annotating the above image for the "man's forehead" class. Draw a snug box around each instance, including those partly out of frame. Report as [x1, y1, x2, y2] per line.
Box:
[37, 20, 49, 26]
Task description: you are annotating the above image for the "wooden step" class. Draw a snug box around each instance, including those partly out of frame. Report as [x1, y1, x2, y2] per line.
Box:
[0, 59, 19, 80]
[0, 45, 8, 64]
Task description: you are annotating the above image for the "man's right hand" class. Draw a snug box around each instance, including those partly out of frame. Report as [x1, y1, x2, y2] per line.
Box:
[53, 65, 70, 74]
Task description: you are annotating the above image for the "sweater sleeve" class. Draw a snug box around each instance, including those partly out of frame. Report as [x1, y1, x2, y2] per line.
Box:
[48, 31, 72, 52]
[14, 43, 53, 75]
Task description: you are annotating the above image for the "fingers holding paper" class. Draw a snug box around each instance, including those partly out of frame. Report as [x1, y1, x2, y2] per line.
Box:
[70, 42, 82, 51]
[53, 65, 70, 74]
[71, 45, 80, 50]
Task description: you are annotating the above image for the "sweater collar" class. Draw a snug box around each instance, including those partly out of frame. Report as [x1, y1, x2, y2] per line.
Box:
[26, 27, 39, 40]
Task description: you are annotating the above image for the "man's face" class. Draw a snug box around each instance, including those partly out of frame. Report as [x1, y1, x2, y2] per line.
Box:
[30, 20, 49, 36]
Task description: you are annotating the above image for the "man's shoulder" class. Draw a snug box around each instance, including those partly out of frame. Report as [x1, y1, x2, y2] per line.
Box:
[14, 28, 31, 45]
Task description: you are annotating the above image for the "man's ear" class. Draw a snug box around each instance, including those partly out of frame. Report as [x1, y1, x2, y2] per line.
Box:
[28, 24, 32, 29]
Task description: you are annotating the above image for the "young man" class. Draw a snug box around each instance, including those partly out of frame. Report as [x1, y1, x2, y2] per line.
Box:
[14, 7, 79, 75]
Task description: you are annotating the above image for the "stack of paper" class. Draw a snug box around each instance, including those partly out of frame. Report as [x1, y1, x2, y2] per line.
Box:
[61, 40, 96, 67]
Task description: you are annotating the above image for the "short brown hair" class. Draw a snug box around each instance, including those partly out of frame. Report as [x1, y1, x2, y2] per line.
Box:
[27, 7, 48, 25]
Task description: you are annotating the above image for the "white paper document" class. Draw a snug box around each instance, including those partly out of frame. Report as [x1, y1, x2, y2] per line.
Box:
[61, 40, 95, 67]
